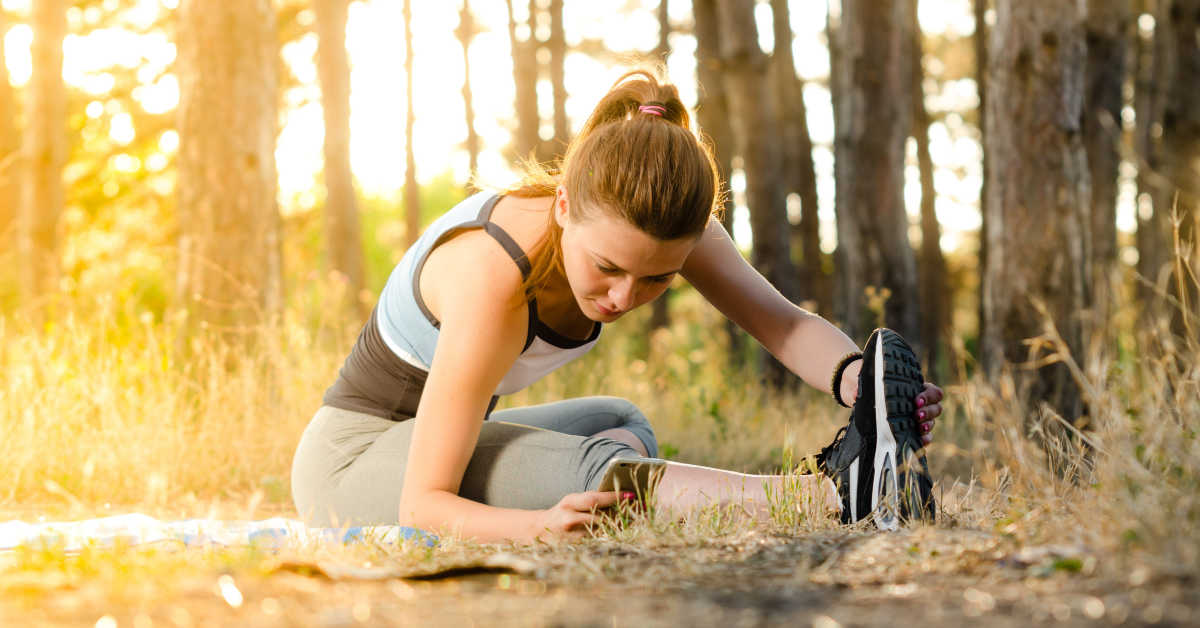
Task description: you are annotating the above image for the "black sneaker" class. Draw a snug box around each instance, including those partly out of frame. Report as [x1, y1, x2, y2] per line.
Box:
[816, 328, 934, 529]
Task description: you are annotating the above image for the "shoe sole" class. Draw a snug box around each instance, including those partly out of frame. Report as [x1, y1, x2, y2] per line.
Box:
[868, 330, 925, 530]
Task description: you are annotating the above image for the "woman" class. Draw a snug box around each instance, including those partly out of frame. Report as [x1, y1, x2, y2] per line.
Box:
[291, 71, 944, 541]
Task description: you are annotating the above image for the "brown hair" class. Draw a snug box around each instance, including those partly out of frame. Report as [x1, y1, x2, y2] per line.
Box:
[506, 69, 722, 301]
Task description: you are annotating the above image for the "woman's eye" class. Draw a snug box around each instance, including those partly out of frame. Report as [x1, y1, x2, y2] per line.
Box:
[647, 274, 674, 284]
[596, 265, 618, 274]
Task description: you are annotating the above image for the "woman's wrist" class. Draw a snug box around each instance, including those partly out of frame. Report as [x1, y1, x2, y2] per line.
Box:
[830, 352, 863, 408]
[840, 359, 861, 406]
[528, 509, 552, 542]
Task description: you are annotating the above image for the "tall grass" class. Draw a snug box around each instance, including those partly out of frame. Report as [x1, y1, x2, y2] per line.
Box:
[1, 245, 1197, 575]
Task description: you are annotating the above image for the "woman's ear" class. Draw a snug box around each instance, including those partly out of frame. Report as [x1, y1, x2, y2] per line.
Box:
[554, 185, 570, 229]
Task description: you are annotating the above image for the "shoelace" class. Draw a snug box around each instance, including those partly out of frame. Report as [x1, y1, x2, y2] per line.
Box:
[816, 424, 849, 471]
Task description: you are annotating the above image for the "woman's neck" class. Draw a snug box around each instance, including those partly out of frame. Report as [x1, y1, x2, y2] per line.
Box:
[532, 265, 595, 340]
[493, 195, 595, 340]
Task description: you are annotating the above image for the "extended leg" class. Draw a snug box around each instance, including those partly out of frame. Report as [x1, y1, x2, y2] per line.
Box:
[653, 461, 840, 520]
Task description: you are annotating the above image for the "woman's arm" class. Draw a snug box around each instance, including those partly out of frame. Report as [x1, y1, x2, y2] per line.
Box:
[681, 220, 944, 442]
[681, 219, 864, 403]
[398, 231, 617, 542]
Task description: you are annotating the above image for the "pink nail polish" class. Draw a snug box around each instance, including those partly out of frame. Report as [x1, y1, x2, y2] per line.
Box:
[918, 410, 926, 420]
[916, 397, 925, 408]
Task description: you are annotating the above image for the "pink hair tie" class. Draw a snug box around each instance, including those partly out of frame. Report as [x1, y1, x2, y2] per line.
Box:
[638, 104, 667, 117]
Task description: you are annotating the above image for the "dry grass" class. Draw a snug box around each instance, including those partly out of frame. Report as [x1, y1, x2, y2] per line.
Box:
[1, 243, 1198, 625]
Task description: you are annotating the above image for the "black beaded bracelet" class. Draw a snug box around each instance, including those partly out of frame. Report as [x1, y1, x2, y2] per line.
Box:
[831, 352, 863, 408]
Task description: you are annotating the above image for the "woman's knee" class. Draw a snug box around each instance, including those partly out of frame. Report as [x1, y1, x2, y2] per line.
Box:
[598, 397, 658, 458]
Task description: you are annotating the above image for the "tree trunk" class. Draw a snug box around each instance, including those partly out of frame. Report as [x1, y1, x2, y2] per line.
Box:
[654, 0, 670, 60]
[0, 10, 18, 255]
[693, 0, 745, 365]
[403, 0, 420, 248]
[982, 1, 1092, 424]
[1084, 0, 1131, 289]
[456, 0, 481, 182]
[545, 0, 568, 161]
[649, 0, 672, 333]
[315, 0, 365, 311]
[713, 0, 798, 386]
[506, 0, 541, 162]
[19, 0, 67, 303]
[1135, 0, 1170, 305]
[1156, 0, 1200, 331]
[911, 0, 948, 383]
[176, 0, 282, 339]
[830, 0, 921, 347]
[770, 0, 826, 315]
[974, 0, 989, 359]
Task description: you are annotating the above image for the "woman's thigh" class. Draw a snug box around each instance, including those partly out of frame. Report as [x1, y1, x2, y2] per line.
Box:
[489, 396, 658, 457]
[291, 405, 640, 527]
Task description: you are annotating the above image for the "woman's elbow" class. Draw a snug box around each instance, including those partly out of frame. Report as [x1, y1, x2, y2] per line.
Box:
[397, 488, 440, 528]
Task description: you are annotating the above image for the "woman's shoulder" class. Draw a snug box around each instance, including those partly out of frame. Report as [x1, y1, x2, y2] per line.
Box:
[419, 226, 527, 320]
[488, 193, 554, 254]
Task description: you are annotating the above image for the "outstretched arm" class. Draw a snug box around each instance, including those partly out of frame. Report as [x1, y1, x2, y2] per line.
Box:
[681, 220, 941, 442]
[681, 219, 861, 396]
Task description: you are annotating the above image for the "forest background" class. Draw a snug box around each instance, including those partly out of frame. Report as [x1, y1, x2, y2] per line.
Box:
[1, 0, 1199, 624]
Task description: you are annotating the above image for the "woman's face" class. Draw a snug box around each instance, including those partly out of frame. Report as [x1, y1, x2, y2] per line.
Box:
[554, 186, 700, 322]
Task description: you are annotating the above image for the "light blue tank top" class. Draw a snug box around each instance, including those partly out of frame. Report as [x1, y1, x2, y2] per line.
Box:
[376, 192, 602, 395]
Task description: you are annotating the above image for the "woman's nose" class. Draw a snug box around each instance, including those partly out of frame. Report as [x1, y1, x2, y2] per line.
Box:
[609, 277, 636, 311]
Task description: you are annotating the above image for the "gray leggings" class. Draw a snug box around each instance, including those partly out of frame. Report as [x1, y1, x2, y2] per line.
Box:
[290, 396, 658, 526]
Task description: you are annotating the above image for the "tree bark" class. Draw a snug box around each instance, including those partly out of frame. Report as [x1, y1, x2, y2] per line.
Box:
[830, 0, 921, 347]
[1156, 0, 1200, 329]
[1135, 0, 1170, 303]
[456, 0, 481, 182]
[911, 0, 948, 382]
[506, 0, 541, 163]
[693, 0, 745, 365]
[545, 0, 568, 161]
[19, 0, 67, 303]
[649, 0, 672, 332]
[770, 0, 826, 315]
[403, 0, 420, 248]
[0, 10, 18, 255]
[982, 1, 1092, 424]
[713, 0, 798, 386]
[315, 0, 365, 311]
[654, 0, 671, 61]
[176, 0, 282, 339]
[1083, 0, 1131, 287]
[974, 0, 989, 359]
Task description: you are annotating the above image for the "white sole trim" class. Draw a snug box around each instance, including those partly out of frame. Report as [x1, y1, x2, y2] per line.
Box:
[871, 332, 899, 531]
[849, 458, 860, 522]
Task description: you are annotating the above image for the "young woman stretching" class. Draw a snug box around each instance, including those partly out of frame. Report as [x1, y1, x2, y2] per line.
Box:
[291, 71, 945, 541]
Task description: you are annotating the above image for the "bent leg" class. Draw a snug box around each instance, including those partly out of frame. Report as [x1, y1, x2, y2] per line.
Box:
[489, 396, 658, 457]
[291, 406, 641, 527]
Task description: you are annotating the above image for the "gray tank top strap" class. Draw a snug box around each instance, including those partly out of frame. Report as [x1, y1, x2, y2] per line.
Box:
[408, 194, 537, 351]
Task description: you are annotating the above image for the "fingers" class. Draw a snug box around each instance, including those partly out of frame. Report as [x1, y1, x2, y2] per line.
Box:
[917, 382, 944, 406]
[914, 383, 943, 447]
[561, 490, 622, 512]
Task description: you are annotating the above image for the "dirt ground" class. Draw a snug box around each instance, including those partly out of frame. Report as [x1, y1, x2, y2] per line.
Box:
[2, 523, 1197, 628]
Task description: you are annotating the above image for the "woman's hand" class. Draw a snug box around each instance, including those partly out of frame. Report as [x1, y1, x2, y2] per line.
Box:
[535, 491, 624, 540]
[915, 382, 943, 447]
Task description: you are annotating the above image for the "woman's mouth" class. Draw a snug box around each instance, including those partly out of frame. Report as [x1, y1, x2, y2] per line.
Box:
[594, 302, 619, 316]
